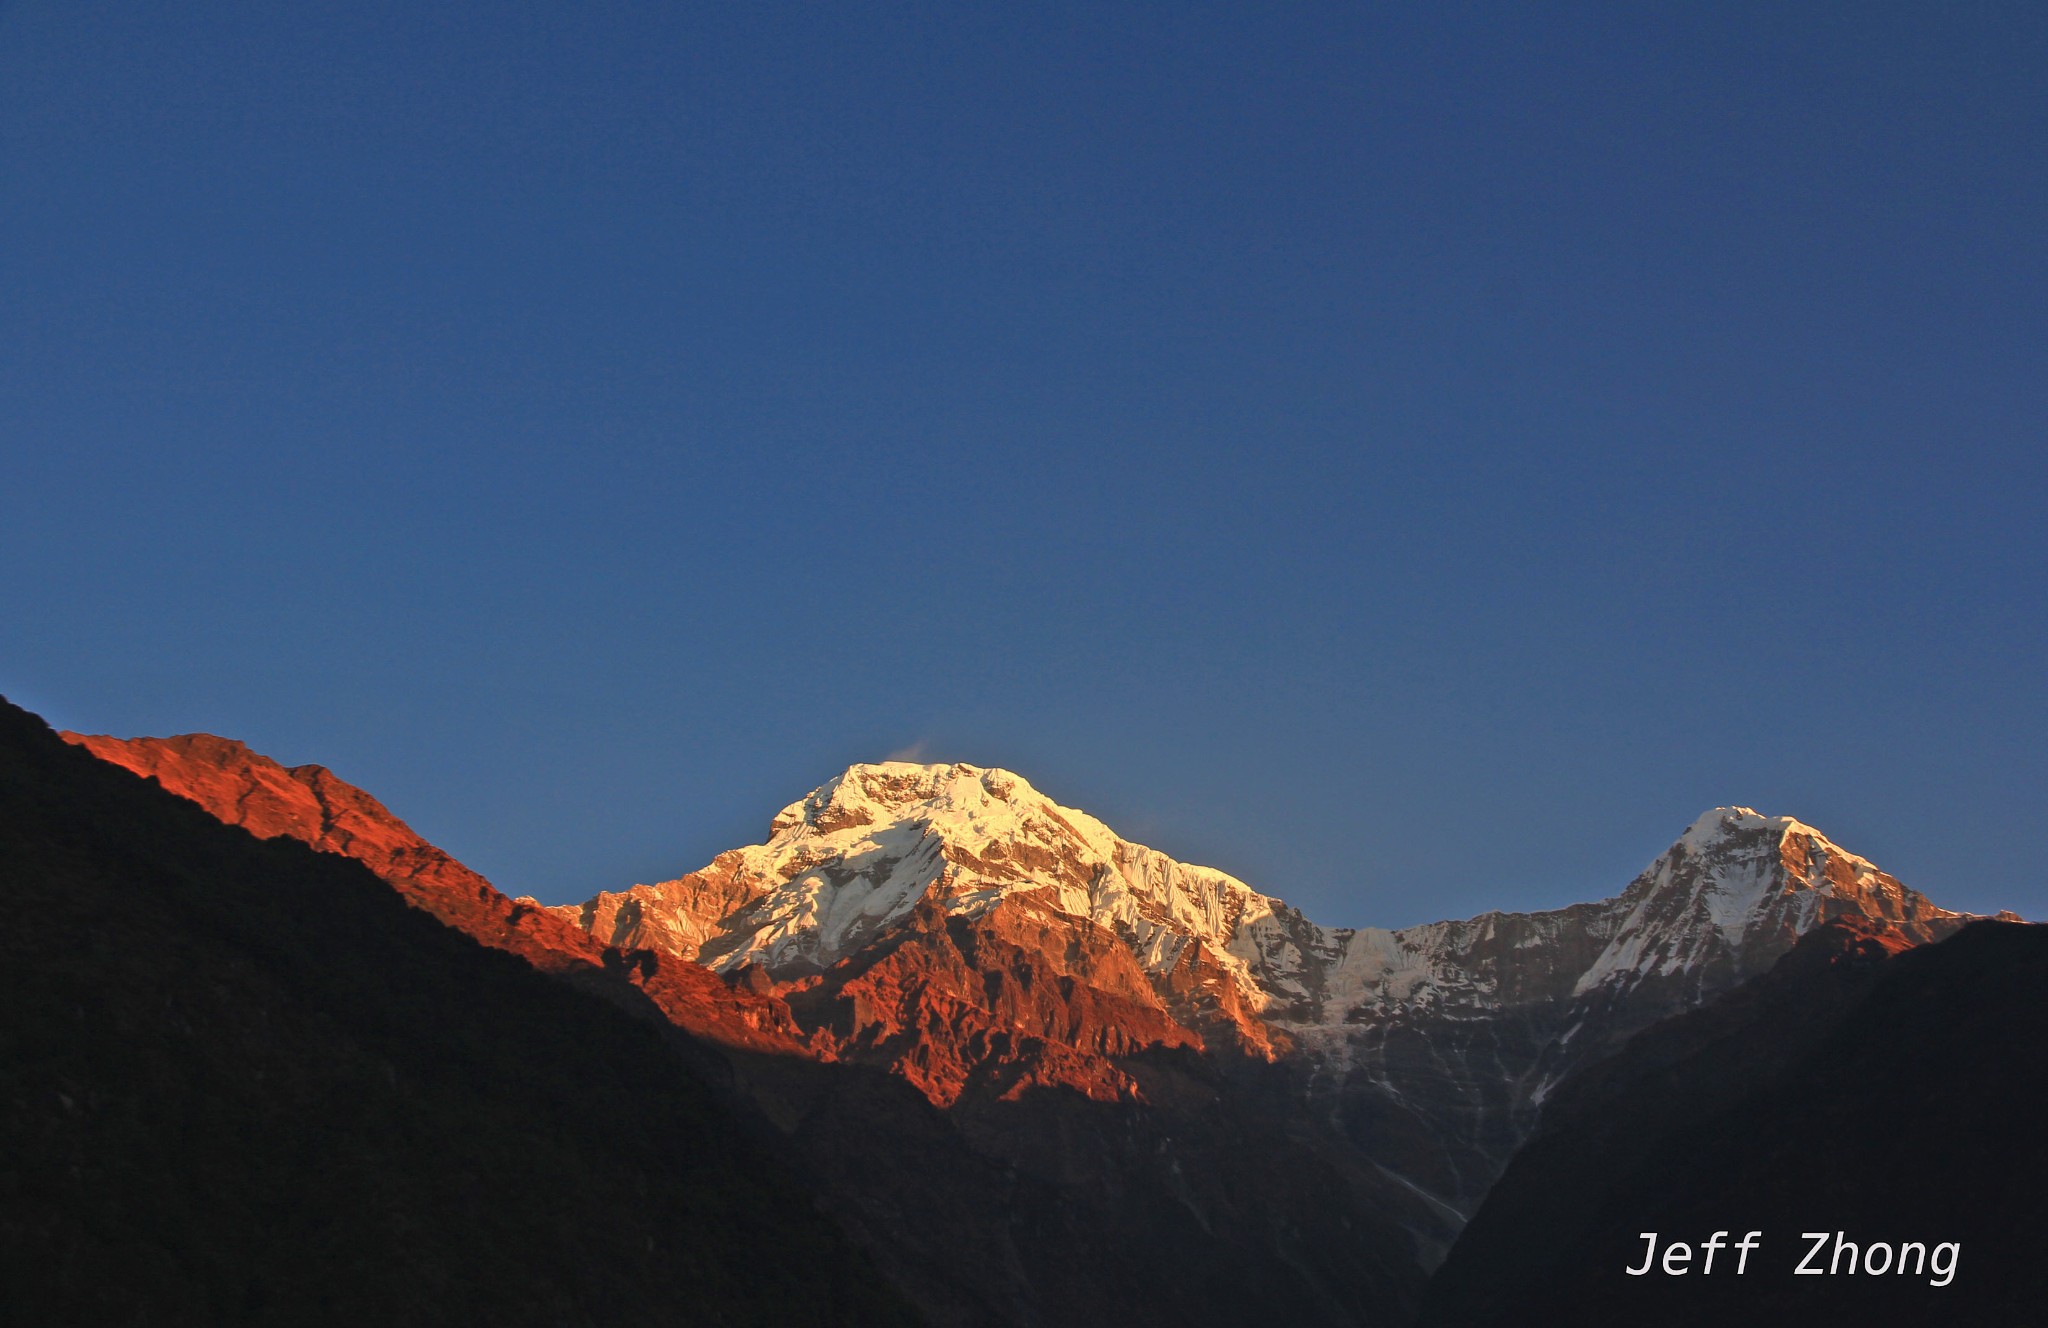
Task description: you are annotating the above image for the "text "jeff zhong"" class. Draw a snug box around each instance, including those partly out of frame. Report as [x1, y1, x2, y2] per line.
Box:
[1627, 1231, 1958, 1286]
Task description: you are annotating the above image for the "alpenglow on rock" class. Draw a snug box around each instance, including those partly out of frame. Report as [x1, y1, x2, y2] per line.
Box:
[551, 762, 1306, 1040]
[557, 765, 1964, 1018]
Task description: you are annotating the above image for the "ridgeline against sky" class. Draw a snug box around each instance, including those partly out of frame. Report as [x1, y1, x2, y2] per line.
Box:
[4, 4, 2043, 926]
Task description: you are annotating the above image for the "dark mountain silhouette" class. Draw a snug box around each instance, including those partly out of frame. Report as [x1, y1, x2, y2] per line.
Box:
[0, 697, 917, 1326]
[1417, 916, 2048, 1326]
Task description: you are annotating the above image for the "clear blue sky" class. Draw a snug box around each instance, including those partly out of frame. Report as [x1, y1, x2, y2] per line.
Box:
[5, 3, 2043, 927]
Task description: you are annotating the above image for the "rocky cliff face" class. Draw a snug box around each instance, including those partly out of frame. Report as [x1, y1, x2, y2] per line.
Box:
[58, 731, 809, 1056]
[62, 732, 585, 953]
[552, 762, 1294, 1059]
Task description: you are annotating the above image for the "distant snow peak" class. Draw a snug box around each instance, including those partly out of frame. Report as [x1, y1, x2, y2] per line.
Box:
[1679, 806, 1774, 848]
[1675, 806, 1879, 867]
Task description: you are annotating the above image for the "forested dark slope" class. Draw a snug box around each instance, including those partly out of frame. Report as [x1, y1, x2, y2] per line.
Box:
[1419, 917, 2048, 1326]
[0, 697, 918, 1327]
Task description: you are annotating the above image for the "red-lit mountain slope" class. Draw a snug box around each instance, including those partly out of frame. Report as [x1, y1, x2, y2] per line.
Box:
[60, 730, 806, 1055]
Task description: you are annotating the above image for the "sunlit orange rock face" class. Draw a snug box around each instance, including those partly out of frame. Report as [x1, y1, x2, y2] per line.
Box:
[58, 732, 807, 1056]
[775, 892, 1205, 1105]
[559, 859, 1266, 1102]
[62, 732, 581, 956]
[552, 761, 1314, 1101]
[55, 734, 1207, 1102]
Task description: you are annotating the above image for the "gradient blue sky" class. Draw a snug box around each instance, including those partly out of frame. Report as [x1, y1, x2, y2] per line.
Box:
[5, 3, 2043, 927]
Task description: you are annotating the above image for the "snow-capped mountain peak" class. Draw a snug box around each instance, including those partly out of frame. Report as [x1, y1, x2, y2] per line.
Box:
[1579, 804, 1946, 990]
[556, 762, 1288, 1007]
[561, 768, 1974, 1037]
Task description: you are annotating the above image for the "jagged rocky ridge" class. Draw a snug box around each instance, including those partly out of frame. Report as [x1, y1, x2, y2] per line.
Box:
[60, 731, 808, 1054]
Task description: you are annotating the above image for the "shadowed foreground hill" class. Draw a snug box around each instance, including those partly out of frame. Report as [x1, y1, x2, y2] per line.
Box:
[0, 697, 918, 1327]
[1418, 917, 2048, 1326]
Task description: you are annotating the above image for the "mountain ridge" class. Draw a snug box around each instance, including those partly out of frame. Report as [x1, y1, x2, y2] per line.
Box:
[546, 759, 1979, 1037]
[54, 732, 2015, 1324]
[58, 729, 814, 1056]
[64, 736, 1995, 1134]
